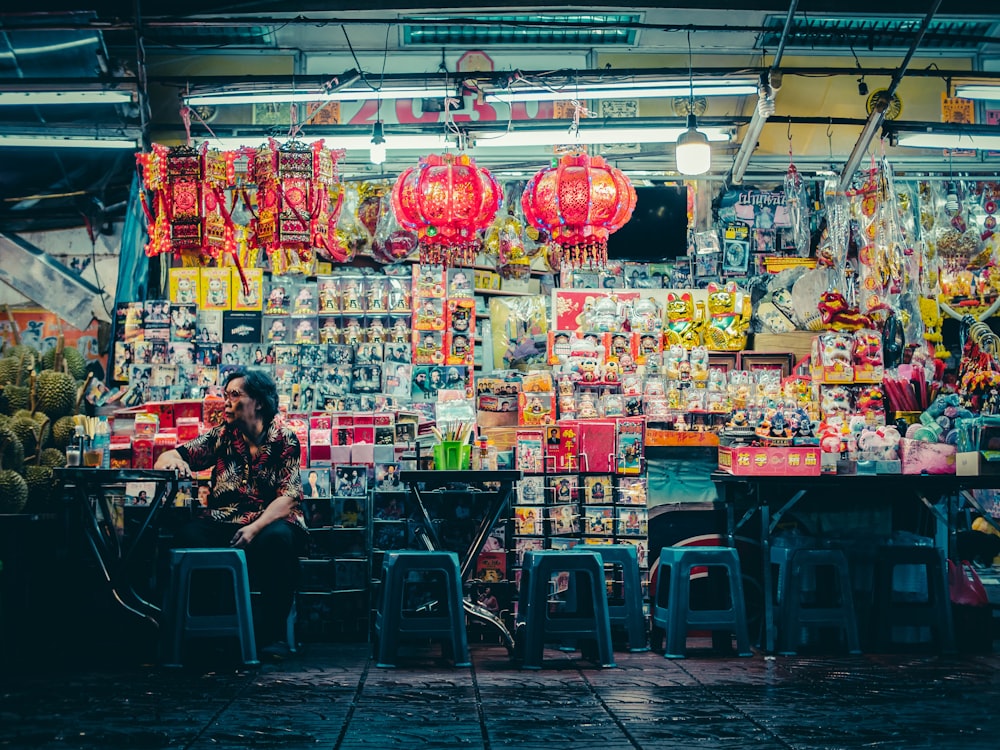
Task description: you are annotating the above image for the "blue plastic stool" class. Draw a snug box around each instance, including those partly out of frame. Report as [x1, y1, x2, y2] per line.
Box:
[161, 548, 259, 668]
[771, 545, 861, 655]
[872, 545, 955, 653]
[374, 551, 470, 668]
[569, 545, 648, 652]
[518, 550, 616, 669]
[652, 546, 752, 659]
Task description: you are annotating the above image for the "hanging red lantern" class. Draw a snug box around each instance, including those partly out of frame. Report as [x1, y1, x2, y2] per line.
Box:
[137, 143, 204, 258]
[391, 153, 500, 266]
[252, 138, 344, 273]
[521, 152, 636, 268]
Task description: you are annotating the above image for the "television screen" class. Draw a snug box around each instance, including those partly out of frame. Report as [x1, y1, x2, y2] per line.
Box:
[607, 185, 689, 261]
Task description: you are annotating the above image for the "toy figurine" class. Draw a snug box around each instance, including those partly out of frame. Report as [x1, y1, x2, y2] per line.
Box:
[704, 281, 751, 350]
[817, 290, 873, 331]
[664, 291, 702, 348]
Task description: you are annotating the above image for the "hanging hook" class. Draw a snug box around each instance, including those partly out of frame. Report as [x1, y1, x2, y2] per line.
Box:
[827, 119, 834, 160]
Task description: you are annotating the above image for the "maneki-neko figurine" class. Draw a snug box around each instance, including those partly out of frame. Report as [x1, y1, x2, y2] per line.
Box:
[664, 291, 703, 348]
[703, 282, 751, 351]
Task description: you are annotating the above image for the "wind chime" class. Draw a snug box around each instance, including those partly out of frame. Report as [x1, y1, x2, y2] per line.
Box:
[390, 153, 500, 267]
[520, 152, 636, 268]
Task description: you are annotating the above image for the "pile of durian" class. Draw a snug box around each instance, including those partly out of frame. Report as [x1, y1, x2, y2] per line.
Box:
[0, 335, 91, 514]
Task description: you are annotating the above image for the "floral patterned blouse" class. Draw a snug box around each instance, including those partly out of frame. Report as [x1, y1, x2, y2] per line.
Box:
[177, 420, 306, 529]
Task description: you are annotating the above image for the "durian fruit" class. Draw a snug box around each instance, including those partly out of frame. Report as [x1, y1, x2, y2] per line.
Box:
[0, 357, 18, 385]
[1, 384, 30, 415]
[52, 415, 77, 449]
[24, 464, 55, 512]
[35, 370, 77, 420]
[8, 412, 40, 456]
[0, 424, 24, 473]
[41, 337, 87, 380]
[39, 448, 66, 468]
[0, 432, 27, 513]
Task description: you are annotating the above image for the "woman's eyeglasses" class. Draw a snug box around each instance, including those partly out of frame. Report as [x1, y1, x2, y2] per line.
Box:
[224, 389, 244, 402]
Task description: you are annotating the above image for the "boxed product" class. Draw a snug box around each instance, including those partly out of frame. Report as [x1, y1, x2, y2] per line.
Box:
[898, 438, 956, 475]
[717, 445, 822, 476]
[615, 417, 646, 475]
[544, 422, 579, 473]
[577, 420, 617, 474]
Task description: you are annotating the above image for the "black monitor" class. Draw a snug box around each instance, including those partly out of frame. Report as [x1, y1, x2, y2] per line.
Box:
[606, 184, 689, 261]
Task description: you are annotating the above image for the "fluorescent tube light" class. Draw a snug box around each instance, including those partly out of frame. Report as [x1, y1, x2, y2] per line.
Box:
[486, 79, 758, 103]
[953, 84, 1000, 101]
[896, 131, 1000, 150]
[185, 85, 455, 106]
[471, 125, 730, 148]
[0, 134, 139, 149]
[202, 133, 450, 151]
[0, 90, 134, 106]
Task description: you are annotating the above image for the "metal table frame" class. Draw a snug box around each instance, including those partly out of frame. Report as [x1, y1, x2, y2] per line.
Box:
[711, 471, 1000, 654]
[400, 469, 522, 653]
[55, 468, 179, 627]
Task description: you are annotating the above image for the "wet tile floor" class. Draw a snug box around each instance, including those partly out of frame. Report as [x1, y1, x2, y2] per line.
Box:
[2, 641, 999, 750]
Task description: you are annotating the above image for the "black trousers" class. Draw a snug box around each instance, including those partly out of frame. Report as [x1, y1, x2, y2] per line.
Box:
[172, 518, 305, 645]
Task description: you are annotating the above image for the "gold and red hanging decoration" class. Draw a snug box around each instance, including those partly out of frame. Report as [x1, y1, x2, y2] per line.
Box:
[136, 143, 204, 259]
[390, 153, 500, 266]
[520, 152, 636, 268]
[252, 138, 345, 274]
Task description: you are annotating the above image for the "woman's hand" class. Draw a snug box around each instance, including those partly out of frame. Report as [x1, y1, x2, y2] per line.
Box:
[154, 449, 192, 479]
[230, 523, 260, 549]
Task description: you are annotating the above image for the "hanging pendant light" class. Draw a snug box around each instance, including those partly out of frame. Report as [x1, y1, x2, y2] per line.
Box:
[369, 120, 386, 165]
[676, 113, 711, 175]
[676, 31, 711, 176]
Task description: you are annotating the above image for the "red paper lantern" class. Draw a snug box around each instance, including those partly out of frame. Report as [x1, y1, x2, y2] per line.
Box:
[391, 153, 500, 266]
[521, 152, 636, 268]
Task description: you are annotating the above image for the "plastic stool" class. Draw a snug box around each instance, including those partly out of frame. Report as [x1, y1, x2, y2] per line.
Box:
[161, 548, 259, 668]
[518, 550, 616, 669]
[771, 546, 861, 655]
[569, 545, 648, 652]
[652, 546, 752, 659]
[872, 545, 955, 653]
[374, 551, 470, 668]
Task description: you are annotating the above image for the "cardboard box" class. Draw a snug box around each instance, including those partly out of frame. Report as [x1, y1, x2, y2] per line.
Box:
[718, 445, 822, 476]
[956, 451, 1000, 476]
[751, 331, 815, 365]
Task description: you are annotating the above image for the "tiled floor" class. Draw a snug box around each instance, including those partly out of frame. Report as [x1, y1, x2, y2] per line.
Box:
[3, 640, 999, 749]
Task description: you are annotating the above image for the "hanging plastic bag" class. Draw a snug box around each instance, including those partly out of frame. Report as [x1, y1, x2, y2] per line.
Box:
[948, 559, 988, 607]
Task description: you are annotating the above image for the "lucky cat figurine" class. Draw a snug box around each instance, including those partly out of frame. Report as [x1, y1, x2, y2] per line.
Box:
[703, 282, 751, 351]
[664, 291, 703, 348]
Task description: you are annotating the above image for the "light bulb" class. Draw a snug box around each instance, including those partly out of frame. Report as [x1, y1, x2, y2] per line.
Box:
[757, 94, 776, 118]
[675, 113, 711, 175]
[369, 121, 386, 165]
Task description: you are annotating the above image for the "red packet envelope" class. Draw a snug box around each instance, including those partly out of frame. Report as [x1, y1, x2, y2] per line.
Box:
[577, 420, 617, 474]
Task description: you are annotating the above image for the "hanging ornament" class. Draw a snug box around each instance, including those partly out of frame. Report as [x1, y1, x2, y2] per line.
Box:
[520, 152, 636, 269]
[372, 191, 418, 264]
[136, 143, 204, 259]
[391, 153, 500, 267]
[252, 138, 344, 274]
